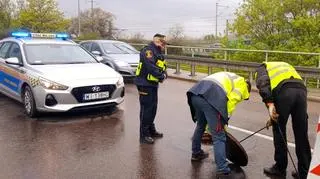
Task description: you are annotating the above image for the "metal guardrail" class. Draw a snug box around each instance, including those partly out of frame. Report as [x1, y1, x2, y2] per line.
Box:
[166, 55, 320, 89]
[130, 43, 320, 68]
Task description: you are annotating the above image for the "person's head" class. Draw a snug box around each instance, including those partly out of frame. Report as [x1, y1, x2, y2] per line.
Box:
[153, 33, 167, 51]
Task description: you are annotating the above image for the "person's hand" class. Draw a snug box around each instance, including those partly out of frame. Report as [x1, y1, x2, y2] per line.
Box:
[266, 119, 273, 130]
[164, 70, 168, 79]
[267, 103, 279, 121]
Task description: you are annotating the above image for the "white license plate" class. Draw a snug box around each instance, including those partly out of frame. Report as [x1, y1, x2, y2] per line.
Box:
[83, 92, 109, 100]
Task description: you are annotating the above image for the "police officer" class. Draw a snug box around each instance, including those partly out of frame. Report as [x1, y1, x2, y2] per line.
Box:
[255, 62, 311, 179]
[186, 72, 251, 178]
[135, 33, 167, 144]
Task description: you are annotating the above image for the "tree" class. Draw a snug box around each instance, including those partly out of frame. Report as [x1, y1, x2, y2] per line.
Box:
[167, 24, 185, 45]
[0, 0, 14, 32]
[231, 0, 320, 66]
[12, 0, 70, 32]
[69, 8, 115, 39]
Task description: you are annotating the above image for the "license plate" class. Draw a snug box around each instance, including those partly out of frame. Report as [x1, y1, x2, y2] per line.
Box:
[83, 92, 109, 100]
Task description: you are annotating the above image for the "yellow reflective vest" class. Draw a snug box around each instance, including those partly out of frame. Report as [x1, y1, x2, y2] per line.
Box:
[264, 62, 302, 90]
[204, 72, 250, 117]
[136, 59, 167, 82]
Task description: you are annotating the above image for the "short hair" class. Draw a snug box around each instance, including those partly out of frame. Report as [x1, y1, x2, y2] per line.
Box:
[153, 33, 166, 38]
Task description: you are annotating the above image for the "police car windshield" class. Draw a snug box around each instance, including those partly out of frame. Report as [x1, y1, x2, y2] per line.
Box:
[102, 42, 139, 54]
[24, 44, 97, 65]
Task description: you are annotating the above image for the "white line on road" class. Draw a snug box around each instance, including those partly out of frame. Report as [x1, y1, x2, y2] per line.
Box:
[228, 125, 314, 153]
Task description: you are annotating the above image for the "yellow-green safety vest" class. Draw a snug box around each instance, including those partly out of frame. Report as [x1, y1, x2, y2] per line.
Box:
[204, 72, 250, 117]
[264, 62, 302, 90]
[135, 59, 167, 82]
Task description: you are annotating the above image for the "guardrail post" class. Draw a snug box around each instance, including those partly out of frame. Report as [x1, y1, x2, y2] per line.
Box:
[165, 46, 168, 55]
[208, 66, 212, 75]
[304, 78, 307, 86]
[317, 79, 319, 89]
[175, 63, 181, 74]
[190, 64, 196, 77]
[192, 49, 195, 58]
[224, 51, 228, 71]
[249, 71, 253, 84]
[265, 52, 268, 62]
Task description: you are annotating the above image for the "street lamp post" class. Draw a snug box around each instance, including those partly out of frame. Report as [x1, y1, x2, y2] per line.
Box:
[78, 0, 81, 37]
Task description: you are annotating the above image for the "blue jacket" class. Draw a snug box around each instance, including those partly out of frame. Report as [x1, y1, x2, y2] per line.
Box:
[134, 42, 165, 87]
[187, 80, 229, 123]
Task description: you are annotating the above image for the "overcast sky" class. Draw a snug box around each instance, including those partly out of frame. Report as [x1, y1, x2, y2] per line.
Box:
[57, 0, 243, 39]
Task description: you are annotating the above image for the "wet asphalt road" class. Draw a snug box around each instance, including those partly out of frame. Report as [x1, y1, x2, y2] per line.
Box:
[0, 78, 319, 179]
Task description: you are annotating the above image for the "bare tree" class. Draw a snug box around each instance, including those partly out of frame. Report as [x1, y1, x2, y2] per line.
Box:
[69, 8, 115, 38]
[168, 24, 185, 45]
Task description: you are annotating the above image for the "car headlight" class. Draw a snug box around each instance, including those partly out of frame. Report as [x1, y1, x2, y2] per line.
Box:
[116, 76, 124, 87]
[39, 77, 68, 90]
[114, 60, 130, 67]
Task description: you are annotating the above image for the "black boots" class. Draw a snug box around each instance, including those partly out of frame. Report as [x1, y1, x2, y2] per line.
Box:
[263, 164, 286, 177]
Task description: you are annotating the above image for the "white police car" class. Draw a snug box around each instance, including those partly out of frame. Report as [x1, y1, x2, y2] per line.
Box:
[0, 31, 125, 118]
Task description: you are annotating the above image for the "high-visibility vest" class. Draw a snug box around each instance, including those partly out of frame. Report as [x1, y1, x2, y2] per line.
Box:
[264, 62, 302, 90]
[135, 59, 167, 82]
[204, 72, 250, 117]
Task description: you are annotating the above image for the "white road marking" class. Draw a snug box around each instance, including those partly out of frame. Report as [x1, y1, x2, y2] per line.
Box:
[228, 125, 314, 153]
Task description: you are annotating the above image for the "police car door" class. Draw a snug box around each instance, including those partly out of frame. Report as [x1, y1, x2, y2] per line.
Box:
[0, 42, 24, 101]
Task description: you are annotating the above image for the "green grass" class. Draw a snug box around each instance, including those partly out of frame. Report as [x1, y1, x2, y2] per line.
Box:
[168, 62, 319, 88]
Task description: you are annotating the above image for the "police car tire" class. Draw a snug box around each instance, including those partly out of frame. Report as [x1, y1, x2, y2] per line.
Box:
[23, 86, 38, 118]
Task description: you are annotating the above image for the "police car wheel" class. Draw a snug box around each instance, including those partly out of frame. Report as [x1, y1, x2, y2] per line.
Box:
[23, 86, 38, 118]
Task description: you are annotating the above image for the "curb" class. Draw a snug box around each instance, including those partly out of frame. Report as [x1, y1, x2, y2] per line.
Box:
[168, 75, 320, 103]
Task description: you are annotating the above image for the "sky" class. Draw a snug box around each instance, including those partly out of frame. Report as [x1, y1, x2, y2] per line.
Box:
[57, 0, 243, 39]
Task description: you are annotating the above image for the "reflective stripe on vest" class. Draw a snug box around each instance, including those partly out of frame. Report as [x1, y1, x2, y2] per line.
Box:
[264, 62, 302, 90]
[204, 72, 245, 117]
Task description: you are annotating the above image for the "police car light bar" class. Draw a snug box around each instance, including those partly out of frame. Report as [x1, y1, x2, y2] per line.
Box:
[11, 31, 31, 38]
[10, 31, 70, 40]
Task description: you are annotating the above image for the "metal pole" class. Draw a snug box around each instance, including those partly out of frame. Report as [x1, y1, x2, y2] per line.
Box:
[215, 3, 218, 38]
[240, 126, 268, 143]
[78, 0, 81, 37]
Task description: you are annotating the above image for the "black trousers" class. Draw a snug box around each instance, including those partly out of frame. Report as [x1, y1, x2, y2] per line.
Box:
[137, 86, 158, 138]
[273, 87, 311, 179]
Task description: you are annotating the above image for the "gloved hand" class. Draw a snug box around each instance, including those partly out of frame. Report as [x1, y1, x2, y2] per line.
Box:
[266, 119, 273, 130]
[267, 103, 279, 121]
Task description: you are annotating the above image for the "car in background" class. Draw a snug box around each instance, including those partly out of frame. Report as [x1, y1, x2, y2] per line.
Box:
[79, 40, 139, 80]
[0, 31, 125, 118]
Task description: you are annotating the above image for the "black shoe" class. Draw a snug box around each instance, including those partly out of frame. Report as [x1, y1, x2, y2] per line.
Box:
[140, 137, 154, 144]
[151, 131, 163, 138]
[292, 171, 299, 179]
[191, 150, 209, 161]
[263, 164, 286, 177]
[216, 171, 231, 179]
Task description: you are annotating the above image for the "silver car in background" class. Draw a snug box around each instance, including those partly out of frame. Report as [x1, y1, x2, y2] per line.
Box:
[0, 32, 125, 118]
[80, 40, 140, 80]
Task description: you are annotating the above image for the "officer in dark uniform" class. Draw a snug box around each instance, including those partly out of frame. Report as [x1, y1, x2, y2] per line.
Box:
[135, 33, 167, 144]
[255, 62, 311, 179]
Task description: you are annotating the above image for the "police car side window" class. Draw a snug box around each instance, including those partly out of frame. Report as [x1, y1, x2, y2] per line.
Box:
[0, 42, 12, 58]
[7, 43, 22, 62]
[91, 43, 102, 53]
[81, 42, 92, 51]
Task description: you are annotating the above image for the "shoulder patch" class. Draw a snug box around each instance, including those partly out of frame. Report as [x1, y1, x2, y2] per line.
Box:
[145, 50, 153, 59]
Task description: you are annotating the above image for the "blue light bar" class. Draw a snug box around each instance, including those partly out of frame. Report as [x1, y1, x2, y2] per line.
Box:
[9, 31, 70, 40]
[56, 33, 70, 39]
[11, 31, 31, 38]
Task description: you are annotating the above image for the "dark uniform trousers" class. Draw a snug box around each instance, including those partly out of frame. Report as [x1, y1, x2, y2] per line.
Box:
[273, 86, 311, 179]
[137, 86, 158, 138]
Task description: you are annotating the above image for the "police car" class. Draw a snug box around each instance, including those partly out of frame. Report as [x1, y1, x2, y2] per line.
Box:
[0, 31, 125, 118]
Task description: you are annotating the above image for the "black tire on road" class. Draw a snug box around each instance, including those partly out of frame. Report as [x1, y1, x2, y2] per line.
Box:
[22, 85, 38, 118]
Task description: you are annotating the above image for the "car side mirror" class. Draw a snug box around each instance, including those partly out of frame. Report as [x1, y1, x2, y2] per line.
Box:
[5, 57, 21, 66]
[92, 51, 102, 56]
[96, 56, 103, 62]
